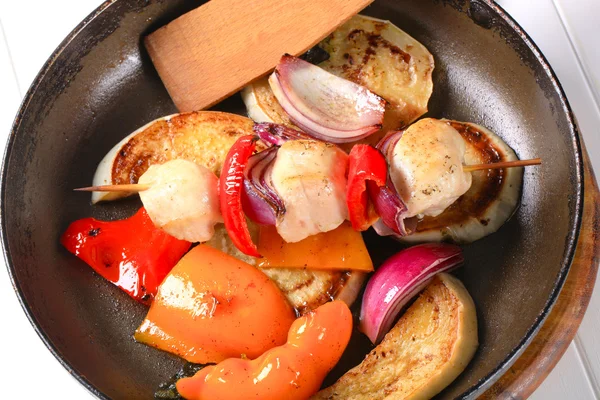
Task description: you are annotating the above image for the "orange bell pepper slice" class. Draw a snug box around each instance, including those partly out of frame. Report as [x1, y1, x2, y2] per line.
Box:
[257, 221, 374, 272]
[134, 245, 295, 364]
[176, 300, 353, 400]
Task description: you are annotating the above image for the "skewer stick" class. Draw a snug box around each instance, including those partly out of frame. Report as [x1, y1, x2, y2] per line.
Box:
[74, 183, 151, 193]
[73, 158, 541, 193]
[463, 158, 541, 173]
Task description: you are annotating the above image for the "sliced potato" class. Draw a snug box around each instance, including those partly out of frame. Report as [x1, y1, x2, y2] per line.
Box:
[242, 14, 435, 139]
[402, 120, 523, 244]
[91, 111, 256, 203]
[312, 273, 478, 400]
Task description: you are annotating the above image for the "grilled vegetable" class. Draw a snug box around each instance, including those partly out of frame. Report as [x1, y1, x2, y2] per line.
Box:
[206, 223, 366, 315]
[253, 122, 313, 146]
[61, 207, 191, 304]
[269, 54, 386, 143]
[220, 135, 262, 257]
[91, 111, 259, 203]
[135, 245, 295, 364]
[312, 273, 478, 400]
[139, 159, 222, 242]
[359, 244, 464, 344]
[320, 15, 435, 130]
[177, 301, 353, 400]
[257, 222, 373, 272]
[242, 15, 435, 139]
[346, 144, 387, 231]
[242, 146, 284, 226]
[367, 130, 414, 237]
[243, 78, 298, 128]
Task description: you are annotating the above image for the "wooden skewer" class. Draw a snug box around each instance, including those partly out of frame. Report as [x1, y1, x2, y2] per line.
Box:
[73, 158, 541, 193]
[73, 183, 151, 193]
[463, 158, 541, 173]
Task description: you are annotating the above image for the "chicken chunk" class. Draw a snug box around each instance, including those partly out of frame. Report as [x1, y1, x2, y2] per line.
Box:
[271, 140, 348, 243]
[139, 159, 222, 242]
[389, 119, 472, 218]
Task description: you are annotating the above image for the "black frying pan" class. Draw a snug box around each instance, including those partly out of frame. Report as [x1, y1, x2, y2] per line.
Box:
[0, 0, 583, 399]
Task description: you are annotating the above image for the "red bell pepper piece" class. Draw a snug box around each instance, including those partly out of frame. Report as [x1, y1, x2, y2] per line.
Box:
[346, 145, 388, 231]
[60, 207, 191, 304]
[220, 135, 262, 257]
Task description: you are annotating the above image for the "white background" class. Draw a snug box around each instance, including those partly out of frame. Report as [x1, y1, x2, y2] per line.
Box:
[1, 0, 599, 399]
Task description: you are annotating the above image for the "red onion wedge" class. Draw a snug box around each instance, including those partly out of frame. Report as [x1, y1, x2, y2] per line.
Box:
[253, 122, 313, 146]
[368, 182, 417, 237]
[268, 54, 386, 144]
[377, 130, 403, 158]
[367, 130, 416, 237]
[359, 243, 464, 344]
[242, 147, 285, 225]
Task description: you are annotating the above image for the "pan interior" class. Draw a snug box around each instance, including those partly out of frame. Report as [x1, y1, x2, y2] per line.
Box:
[1, 0, 581, 399]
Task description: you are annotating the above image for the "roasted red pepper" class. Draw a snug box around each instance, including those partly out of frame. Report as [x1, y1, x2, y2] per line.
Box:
[60, 207, 191, 304]
[220, 135, 261, 257]
[347, 144, 388, 231]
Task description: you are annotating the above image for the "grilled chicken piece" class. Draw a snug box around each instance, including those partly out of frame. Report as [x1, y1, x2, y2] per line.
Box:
[138, 159, 222, 243]
[401, 120, 522, 244]
[206, 223, 366, 315]
[91, 111, 257, 203]
[271, 140, 349, 243]
[312, 273, 478, 400]
[242, 14, 435, 142]
[91, 111, 365, 311]
[389, 118, 472, 219]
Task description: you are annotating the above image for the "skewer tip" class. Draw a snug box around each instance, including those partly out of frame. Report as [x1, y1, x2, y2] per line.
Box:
[73, 184, 150, 193]
[463, 158, 541, 173]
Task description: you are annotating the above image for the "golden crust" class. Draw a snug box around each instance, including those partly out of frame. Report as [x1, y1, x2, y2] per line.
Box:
[245, 14, 434, 141]
[250, 79, 298, 128]
[112, 111, 255, 184]
[319, 15, 434, 130]
[312, 273, 478, 400]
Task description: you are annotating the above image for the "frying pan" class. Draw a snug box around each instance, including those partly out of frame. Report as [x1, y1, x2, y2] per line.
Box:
[0, 0, 583, 399]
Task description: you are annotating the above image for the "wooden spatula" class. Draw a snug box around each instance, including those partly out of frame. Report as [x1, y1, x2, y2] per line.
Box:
[145, 0, 373, 112]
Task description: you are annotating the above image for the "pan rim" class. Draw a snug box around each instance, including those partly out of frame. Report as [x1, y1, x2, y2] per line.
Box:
[0, 0, 584, 399]
[457, 1, 584, 397]
[0, 2, 119, 398]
